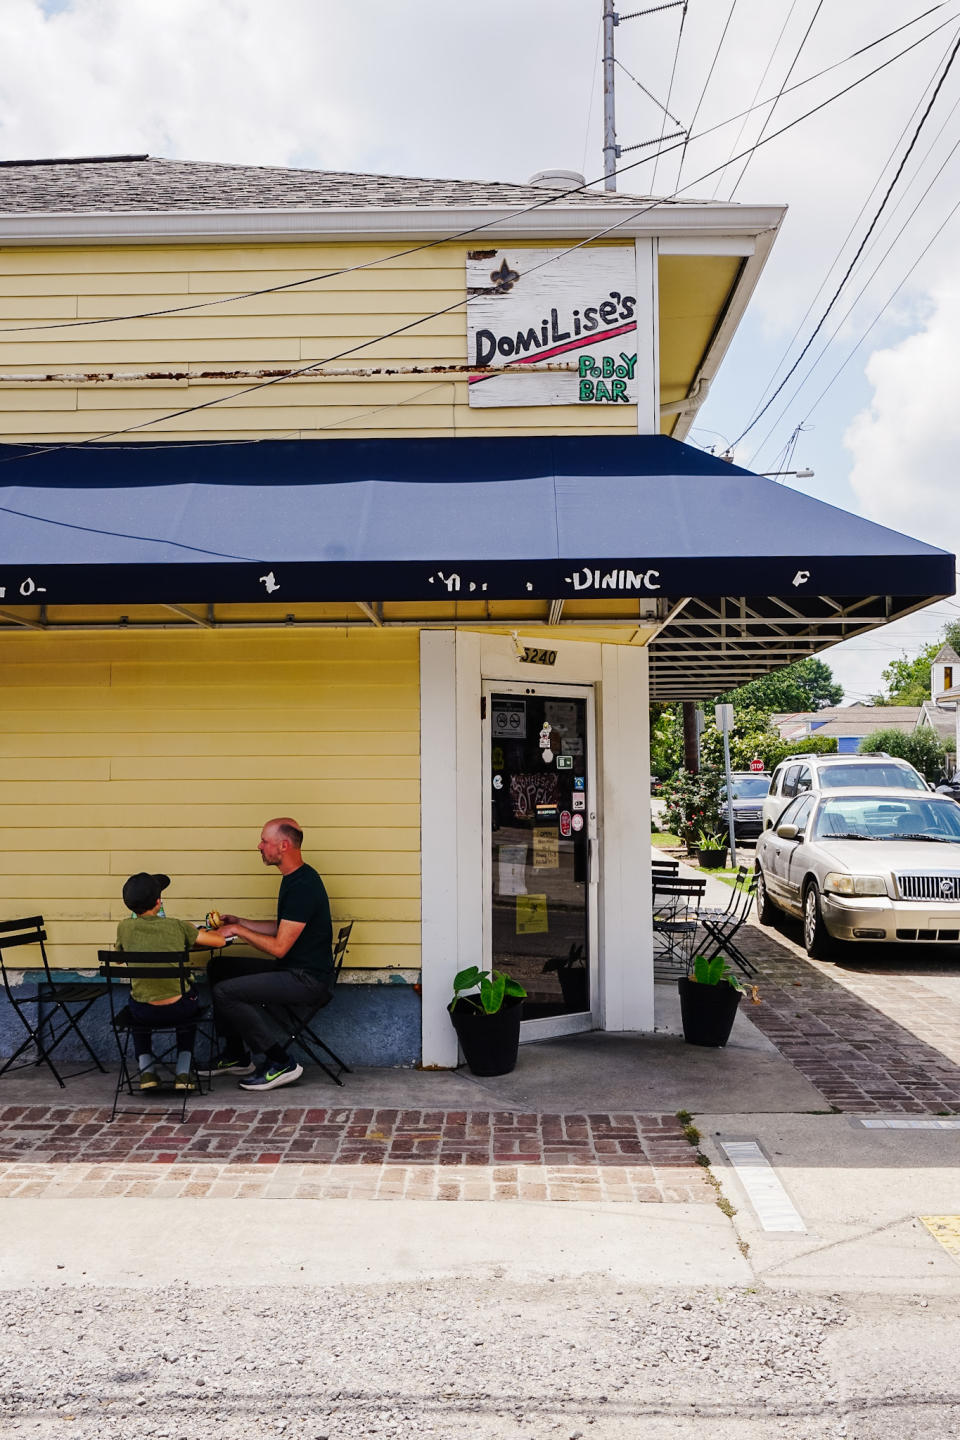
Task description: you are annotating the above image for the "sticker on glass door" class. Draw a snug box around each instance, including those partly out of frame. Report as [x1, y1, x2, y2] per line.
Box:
[490, 693, 590, 1018]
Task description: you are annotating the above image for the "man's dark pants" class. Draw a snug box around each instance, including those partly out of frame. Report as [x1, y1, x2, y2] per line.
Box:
[207, 954, 331, 1056]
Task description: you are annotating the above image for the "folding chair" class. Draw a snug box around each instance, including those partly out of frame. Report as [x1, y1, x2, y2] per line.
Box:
[698, 866, 749, 926]
[275, 922, 354, 1086]
[0, 916, 106, 1087]
[98, 949, 217, 1122]
[697, 873, 759, 978]
[651, 858, 680, 880]
[652, 877, 706, 978]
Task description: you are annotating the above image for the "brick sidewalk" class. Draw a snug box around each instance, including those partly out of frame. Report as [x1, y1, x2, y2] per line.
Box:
[0, 1106, 713, 1202]
[740, 927, 960, 1114]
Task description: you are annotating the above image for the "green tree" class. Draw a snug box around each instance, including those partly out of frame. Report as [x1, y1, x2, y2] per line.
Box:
[858, 727, 947, 782]
[649, 702, 682, 780]
[717, 656, 843, 713]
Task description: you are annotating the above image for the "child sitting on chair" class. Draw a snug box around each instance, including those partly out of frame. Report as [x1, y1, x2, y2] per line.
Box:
[116, 872, 228, 1092]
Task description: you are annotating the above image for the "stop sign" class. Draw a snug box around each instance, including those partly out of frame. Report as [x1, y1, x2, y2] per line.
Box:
[750, 757, 764, 772]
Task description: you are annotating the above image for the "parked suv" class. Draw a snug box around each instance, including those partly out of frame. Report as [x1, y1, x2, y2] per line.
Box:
[761, 752, 928, 832]
[720, 771, 772, 842]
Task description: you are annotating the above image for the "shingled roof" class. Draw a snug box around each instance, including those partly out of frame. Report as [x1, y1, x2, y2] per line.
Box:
[0, 154, 678, 213]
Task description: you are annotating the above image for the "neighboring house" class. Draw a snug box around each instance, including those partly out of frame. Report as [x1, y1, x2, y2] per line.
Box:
[0, 154, 953, 1068]
[771, 706, 922, 753]
[919, 643, 960, 760]
[926, 645, 960, 766]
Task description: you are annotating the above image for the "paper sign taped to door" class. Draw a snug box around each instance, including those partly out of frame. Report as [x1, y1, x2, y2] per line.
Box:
[498, 844, 527, 897]
[533, 830, 559, 869]
[516, 893, 548, 934]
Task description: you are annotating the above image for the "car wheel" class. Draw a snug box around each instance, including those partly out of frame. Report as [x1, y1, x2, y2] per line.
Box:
[755, 866, 775, 926]
[803, 882, 836, 961]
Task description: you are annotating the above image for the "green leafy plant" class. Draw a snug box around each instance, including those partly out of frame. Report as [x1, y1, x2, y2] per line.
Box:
[690, 953, 760, 1004]
[660, 764, 725, 848]
[858, 726, 947, 783]
[694, 826, 725, 852]
[449, 965, 527, 1015]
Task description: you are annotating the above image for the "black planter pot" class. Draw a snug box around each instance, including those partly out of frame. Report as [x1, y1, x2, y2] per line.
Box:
[696, 847, 728, 870]
[678, 976, 742, 1047]
[450, 995, 524, 1076]
[558, 967, 589, 1012]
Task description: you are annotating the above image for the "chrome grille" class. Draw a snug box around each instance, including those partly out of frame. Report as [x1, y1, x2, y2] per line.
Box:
[736, 806, 762, 820]
[895, 871, 960, 902]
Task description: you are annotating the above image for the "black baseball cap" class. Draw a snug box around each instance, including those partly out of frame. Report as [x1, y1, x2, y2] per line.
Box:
[122, 872, 171, 914]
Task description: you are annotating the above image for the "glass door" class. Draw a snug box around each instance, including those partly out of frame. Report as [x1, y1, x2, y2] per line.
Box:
[483, 682, 598, 1039]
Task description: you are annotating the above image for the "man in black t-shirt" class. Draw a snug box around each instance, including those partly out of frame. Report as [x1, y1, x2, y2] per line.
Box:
[203, 818, 335, 1092]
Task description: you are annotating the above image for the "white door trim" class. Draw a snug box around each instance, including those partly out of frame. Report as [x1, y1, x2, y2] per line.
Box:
[420, 631, 653, 1068]
[482, 679, 599, 1042]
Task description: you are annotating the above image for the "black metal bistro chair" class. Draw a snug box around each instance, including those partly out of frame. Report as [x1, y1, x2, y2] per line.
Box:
[274, 922, 354, 1086]
[0, 916, 106, 1087]
[697, 866, 749, 926]
[697, 872, 759, 978]
[651, 858, 680, 879]
[98, 949, 217, 1122]
[652, 877, 706, 978]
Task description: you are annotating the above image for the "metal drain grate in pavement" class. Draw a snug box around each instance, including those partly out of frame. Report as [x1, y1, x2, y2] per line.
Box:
[859, 1118, 960, 1129]
[719, 1139, 806, 1233]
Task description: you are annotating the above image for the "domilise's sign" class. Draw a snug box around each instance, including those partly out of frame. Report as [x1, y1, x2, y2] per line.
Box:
[466, 246, 643, 408]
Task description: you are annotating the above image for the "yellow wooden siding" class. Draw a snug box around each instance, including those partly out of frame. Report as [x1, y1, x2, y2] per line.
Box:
[0, 240, 642, 441]
[0, 629, 421, 972]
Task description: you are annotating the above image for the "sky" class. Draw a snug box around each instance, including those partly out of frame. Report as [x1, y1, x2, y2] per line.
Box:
[4, 0, 960, 702]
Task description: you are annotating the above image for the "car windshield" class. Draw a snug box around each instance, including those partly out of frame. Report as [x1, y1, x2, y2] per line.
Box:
[813, 796, 960, 841]
[725, 777, 770, 799]
[818, 763, 926, 791]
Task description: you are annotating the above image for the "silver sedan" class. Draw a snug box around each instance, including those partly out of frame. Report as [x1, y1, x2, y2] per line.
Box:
[754, 787, 960, 959]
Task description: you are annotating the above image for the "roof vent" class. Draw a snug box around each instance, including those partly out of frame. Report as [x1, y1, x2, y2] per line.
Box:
[527, 169, 586, 191]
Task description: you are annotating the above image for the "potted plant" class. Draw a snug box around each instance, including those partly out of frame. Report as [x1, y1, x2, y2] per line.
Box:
[448, 965, 527, 1076]
[693, 827, 728, 870]
[678, 953, 759, 1047]
[542, 942, 587, 1011]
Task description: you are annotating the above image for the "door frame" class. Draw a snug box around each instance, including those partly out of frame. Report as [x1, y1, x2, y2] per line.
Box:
[420, 630, 654, 1069]
[482, 679, 599, 1041]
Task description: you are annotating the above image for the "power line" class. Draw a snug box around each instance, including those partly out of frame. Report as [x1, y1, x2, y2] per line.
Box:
[711, 0, 800, 200]
[728, 0, 824, 199]
[736, 27, 957, 436]
[0, 3, 953, 340]
[581, 17, 603, 175]
[614, 56, 686, 130]
[651, 0, 688, 190]
[2, 12, 955, 463]
[798, 164, 960, 425]
[677, 0, 738, 186]
[733, 22, 960, 448]
[747, 93, 960, 461]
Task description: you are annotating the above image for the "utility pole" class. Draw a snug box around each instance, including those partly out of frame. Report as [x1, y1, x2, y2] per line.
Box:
[603, 0, 618, 191]
[600, 1, 688, 192]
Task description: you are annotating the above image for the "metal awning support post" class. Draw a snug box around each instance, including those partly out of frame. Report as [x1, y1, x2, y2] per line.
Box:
[715, 702, 737, 869]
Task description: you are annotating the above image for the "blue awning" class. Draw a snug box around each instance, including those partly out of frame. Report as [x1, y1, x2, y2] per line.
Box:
[0, 433, 951, 607]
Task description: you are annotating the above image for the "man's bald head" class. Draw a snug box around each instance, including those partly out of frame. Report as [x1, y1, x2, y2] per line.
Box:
[258, 817, 304, 871]
[267, 817, 303, 848]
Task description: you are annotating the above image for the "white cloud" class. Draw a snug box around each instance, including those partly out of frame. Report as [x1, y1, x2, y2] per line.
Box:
[845, 287, 960, 549]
